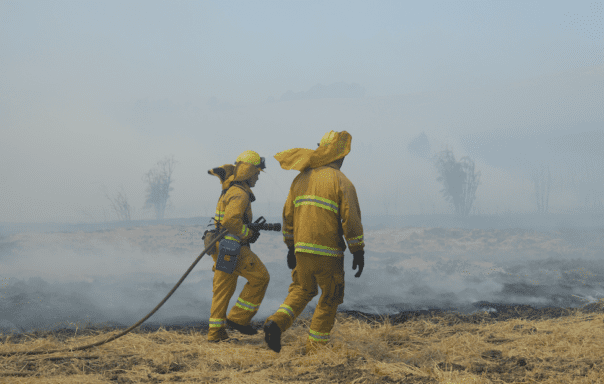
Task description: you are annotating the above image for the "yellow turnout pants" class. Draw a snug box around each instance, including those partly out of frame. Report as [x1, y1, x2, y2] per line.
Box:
[266, 252, 345, 353]
[208, 245, 270, 341]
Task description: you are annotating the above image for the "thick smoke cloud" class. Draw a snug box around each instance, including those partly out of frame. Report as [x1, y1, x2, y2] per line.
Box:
[1, 218, 603, 334]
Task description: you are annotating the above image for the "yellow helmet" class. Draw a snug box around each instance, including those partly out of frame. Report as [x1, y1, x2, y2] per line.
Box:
[318, 130, 338, 147]
[235, 150, 266, 172]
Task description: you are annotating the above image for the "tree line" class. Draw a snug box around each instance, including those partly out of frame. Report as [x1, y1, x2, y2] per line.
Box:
[104, 156, 176, 222]
[102, 148, 597, 223]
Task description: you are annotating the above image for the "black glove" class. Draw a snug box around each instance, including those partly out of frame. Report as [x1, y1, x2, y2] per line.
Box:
[287, 246, 296, 270]
[248, 229, 260, 244]
[352, 250, 364, 278]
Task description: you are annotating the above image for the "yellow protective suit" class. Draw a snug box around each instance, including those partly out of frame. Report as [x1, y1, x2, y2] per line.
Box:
[266, 131, 365, 354]
[205, 157, 270, 341]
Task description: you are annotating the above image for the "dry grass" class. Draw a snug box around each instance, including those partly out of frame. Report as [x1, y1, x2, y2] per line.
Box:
[2, 301, 604, 383]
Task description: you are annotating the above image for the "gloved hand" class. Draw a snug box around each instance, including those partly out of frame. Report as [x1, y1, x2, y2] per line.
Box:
[352, 250, 364, 278]
[287, 246, 296, 270]
[248, 229, 260, 244]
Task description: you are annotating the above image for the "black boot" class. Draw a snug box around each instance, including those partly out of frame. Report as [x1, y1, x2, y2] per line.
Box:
[263, 320, 282, 353]
[226, 319, 258, 335]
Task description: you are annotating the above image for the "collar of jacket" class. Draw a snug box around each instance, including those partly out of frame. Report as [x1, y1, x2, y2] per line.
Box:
[323, 162, 342, 171]
[208, 164, 236, 191]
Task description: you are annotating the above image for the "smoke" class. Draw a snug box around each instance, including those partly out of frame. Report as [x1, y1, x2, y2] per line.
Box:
[2, 219, 603, 335]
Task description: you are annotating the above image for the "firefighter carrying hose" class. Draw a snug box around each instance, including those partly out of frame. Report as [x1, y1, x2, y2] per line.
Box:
[204, 150, 270, 342]
[263, 130, 365, 355]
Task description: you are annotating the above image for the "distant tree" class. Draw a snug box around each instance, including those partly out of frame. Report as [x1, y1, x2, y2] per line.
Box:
[105, 185, 133, 221]
[143, 156, 177, 220]
[532, 164, 552, 214]
[433, 148, 481, 217]
[408, 132, 431, 159]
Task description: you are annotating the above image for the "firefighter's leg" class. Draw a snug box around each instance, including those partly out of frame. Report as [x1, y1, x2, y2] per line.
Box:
[208, 261, 239, 341]
[306, 255, 345, 355]
[227, 246, 270, 326]
[266, 252, 319, 333]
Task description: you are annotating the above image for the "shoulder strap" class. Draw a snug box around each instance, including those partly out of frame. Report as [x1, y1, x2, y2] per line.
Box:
[231, 181, 256, 202]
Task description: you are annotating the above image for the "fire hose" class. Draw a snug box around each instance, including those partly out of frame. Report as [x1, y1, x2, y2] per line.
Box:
[0, 228, 230, 357]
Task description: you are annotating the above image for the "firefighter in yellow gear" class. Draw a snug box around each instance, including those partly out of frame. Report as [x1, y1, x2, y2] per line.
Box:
[263, 131, 365, 355]
[205, 150, 270, 342]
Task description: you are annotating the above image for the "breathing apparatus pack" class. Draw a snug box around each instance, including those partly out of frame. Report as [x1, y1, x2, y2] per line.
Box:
[216, 237, 241, 274]
[203, 216, 281, 274]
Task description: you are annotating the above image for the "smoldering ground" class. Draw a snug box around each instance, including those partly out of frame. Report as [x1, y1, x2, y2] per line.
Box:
[1, 215, 604, 337]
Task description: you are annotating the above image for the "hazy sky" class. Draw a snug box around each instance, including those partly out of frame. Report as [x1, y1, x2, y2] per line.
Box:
[1, 0, 603, 223]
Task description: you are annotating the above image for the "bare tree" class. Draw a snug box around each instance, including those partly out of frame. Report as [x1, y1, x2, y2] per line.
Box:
[106, 185, 133, 221]
[143, 156, 177, 220]
[433, 148, 481, 217]
[532, 164, 552, 214]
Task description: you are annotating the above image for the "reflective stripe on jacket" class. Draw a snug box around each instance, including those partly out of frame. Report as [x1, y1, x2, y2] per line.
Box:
[215, 183, 254, 244]
[282, 162, 364, 256]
